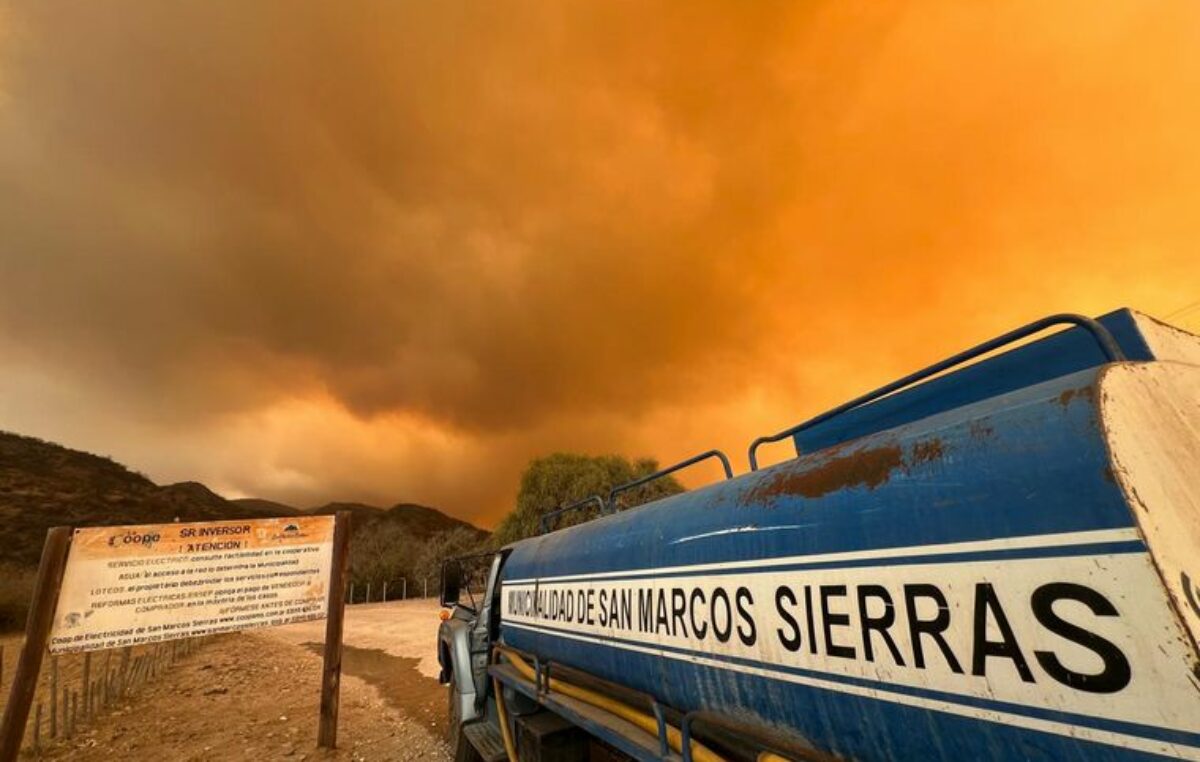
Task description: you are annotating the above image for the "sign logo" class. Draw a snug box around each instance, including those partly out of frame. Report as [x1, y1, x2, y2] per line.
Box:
[107, 530, 162, 548]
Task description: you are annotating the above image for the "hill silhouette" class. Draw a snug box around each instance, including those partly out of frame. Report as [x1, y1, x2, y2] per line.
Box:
[0, 430, 484, 568]
[307, 500, 483, 540]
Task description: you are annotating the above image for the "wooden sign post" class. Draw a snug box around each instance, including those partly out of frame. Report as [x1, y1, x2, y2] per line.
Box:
[0, 527, 72, 762]
[1, 513, 353, 759]
[318, 511, 351, 749]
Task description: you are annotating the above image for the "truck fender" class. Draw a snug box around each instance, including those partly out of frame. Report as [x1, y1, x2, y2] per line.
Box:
[438, 616, 482, 725]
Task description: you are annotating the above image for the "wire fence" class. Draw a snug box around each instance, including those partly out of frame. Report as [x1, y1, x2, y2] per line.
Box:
[344, 577, 438, 605]
[0, 635, 216, 755]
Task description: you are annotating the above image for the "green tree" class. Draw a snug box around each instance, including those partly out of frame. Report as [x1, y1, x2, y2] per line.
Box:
[491, 452, 684, 546]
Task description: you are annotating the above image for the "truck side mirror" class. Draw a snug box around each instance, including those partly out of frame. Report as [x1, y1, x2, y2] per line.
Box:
[440, 560, 462, 608]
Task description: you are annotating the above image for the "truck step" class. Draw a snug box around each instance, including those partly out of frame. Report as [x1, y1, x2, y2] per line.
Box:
[463, 721, 509, 762]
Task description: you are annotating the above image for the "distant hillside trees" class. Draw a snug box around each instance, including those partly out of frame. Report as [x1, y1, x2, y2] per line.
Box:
[490, 453, 684, 546]
[348, 522, 419, 594]
[348, 523, 486, 598]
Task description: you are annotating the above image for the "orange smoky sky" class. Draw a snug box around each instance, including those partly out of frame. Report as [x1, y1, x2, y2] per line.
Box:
[0, 1, 1198, 527]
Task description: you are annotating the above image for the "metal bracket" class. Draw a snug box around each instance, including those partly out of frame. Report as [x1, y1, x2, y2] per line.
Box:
[680, 711, 698, 762]
[650, 701, 670, 758]
[531, 655, 554, 698]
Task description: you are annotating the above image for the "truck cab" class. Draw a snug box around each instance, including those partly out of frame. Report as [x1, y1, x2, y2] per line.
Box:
[438, 551, 507, 761]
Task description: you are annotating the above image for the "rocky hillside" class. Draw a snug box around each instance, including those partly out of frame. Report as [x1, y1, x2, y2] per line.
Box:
[0, 431, 483, 568]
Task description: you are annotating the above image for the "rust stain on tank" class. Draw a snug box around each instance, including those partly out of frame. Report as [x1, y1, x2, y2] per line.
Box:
[1057, 385, 1095, 407]
[910, 438, 944, 465]
[968, 419, 995, 440]
[745, 444, 905, 503]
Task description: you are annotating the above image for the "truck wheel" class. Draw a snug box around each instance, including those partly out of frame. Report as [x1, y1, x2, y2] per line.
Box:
[448, 668, 482, 762]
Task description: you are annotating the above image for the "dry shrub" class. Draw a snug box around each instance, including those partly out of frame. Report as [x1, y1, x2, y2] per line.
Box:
[0, 563, 37, 631]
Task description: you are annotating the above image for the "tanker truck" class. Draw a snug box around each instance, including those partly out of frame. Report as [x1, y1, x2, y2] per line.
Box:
[437, 308, 1200, 762]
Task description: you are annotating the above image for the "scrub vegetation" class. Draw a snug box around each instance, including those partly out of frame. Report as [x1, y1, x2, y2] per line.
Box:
[0, 563, 36, 631]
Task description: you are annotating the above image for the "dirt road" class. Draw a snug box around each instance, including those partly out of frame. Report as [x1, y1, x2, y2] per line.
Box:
[263, 599, 450, 735]
[3, 598, 451, 760]
[266, 598, 445, 679]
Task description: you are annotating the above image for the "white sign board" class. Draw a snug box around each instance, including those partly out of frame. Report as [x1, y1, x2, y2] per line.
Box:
[49, 516, 336, 654]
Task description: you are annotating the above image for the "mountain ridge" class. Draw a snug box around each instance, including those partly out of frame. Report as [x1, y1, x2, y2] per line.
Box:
[0, 430, 485, 567]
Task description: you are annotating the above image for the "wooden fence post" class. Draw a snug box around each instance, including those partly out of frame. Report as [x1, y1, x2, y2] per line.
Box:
[118, 646, 131, 697]
[317, 511, 351, 749]
[0, 526, 72, 762]
[48, 657, 57, 738]
[82, 652, 91, 717]
[103, 651, 112, 707]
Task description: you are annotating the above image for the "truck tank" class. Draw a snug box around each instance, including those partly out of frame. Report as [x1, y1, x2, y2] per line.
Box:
[497, 309, 1200, 761]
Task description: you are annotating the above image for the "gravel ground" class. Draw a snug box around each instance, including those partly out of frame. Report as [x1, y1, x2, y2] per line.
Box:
[1, 604, 451, 761]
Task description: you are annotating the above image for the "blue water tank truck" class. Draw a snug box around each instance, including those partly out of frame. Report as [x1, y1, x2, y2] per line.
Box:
[437, 309, 1200, 762]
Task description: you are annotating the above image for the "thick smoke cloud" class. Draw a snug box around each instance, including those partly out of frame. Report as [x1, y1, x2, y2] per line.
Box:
[1, 2, 1198, 524]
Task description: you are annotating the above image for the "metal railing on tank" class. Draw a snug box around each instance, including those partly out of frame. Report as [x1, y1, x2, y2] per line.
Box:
[607, 449, 733, 510]
[537, 495, 607, 534]
[537, 449, 735, 534]
[747, 313, 1125, 471]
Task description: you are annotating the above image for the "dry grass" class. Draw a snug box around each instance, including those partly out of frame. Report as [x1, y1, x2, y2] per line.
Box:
[0, 563, 36, 631]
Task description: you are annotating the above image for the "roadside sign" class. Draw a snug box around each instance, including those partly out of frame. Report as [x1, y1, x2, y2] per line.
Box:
[48, 516, 336, 654]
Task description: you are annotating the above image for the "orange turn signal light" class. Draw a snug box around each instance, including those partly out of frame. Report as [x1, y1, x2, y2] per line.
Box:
[439, 608, 451, 621]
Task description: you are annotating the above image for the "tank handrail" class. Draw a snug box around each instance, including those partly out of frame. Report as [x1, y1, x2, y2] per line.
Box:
[747, 313, 1126, 471]
[538, 495, 607, 535]
[608, 449, 734, 509]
